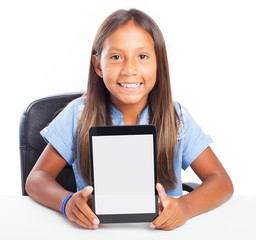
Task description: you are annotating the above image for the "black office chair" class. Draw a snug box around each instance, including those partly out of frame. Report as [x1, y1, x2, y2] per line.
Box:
[19, 92, 199, 196]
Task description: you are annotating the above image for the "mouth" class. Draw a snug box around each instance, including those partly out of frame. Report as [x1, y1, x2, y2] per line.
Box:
[118, 83, 143, 89]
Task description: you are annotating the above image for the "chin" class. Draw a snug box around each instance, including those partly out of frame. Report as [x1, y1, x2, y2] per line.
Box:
[111, 93, 148, 107]
[119, 97, 144, 105]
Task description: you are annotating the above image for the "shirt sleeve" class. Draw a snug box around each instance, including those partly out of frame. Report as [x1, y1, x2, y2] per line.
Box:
[176, 104, 213, 170]
[40, 98, 84, 165]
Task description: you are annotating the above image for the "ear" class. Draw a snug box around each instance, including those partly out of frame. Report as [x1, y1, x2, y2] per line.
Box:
[91, 55, 103, 78]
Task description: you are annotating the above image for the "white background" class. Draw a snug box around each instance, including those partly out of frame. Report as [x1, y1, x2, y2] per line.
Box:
[0, 0, 255, 196]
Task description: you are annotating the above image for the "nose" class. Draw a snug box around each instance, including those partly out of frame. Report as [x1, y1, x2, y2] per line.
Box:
[121, 58, 138, 76]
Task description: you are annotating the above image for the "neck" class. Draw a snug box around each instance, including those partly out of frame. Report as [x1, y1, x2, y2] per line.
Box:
[111, 99, 148, 125]
[122, 106, 141, 125]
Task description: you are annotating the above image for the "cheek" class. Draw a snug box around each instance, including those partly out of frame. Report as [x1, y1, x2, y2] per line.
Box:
[102, 68, 119, 92]
[101, 63, 120, 83]
[142, 65, 157, 85]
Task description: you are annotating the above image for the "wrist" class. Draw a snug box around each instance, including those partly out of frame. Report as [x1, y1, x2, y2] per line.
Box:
[61, 193, 75, 217]
[178, 196, 193, 219]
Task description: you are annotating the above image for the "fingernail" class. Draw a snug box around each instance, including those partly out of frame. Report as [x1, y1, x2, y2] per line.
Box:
[93, 218, 100, 225]
[150, 223, 156, 229]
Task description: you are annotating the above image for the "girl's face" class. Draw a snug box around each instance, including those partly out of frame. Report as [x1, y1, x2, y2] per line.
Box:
[93, 20, 157, 110]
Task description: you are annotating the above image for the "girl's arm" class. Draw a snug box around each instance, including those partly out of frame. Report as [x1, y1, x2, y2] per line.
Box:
[25, 143, 70, 210]
[151, 146, 234, 230]
[25, 143, 100, 229]
[180, 146, 234, 218]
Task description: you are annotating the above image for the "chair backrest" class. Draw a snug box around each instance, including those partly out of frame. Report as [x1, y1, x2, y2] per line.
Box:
[19, 92, 83, 196]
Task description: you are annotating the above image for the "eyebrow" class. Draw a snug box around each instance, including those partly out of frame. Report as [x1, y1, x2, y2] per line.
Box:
[107, 46, 154, 52]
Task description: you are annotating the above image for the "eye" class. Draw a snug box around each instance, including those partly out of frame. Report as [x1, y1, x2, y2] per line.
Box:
[139, 54, 148, 59]
[111, 55, 121, 60]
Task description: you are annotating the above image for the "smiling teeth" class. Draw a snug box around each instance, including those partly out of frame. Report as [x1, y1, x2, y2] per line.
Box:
[120, 83, 141, 88]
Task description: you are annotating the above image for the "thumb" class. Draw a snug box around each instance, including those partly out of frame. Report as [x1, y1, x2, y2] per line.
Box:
[156, 183, 168, 207]
[81, 185, 94, 200]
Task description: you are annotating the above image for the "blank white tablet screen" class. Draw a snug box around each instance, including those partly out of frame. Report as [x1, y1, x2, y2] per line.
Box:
[92, 134, 155, 215]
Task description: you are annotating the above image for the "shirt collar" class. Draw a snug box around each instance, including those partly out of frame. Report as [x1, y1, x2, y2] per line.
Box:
[110, 103, 149, 125]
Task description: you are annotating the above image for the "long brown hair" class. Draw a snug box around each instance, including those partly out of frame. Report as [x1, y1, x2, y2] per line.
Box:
[74, 9, 180, 190]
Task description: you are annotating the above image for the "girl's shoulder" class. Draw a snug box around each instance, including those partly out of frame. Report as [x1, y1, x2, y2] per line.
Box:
[68, 96, 86, 108]
[65, 96, 86, 119]
[173, 102, 190, 140]
[173, 101, 188, 121]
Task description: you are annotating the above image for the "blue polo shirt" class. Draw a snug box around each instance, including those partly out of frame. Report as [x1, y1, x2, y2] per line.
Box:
[40, 97, 212, 196]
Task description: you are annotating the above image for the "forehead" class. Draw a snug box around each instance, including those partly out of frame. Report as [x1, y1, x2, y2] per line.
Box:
[102, 20, 155, 51]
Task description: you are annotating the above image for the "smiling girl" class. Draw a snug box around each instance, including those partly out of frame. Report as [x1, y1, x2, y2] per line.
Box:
[25, 9, 233, 231]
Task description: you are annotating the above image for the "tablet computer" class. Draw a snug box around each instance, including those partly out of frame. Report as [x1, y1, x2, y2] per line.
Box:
[89, 125, 158, 223]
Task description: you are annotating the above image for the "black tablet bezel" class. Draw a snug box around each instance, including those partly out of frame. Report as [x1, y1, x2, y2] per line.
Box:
[89, 125, 158, 224]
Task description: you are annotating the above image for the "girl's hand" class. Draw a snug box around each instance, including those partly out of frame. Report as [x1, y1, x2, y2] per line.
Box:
[65, 186, 100, 229]
[150, 183, 190, 231]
